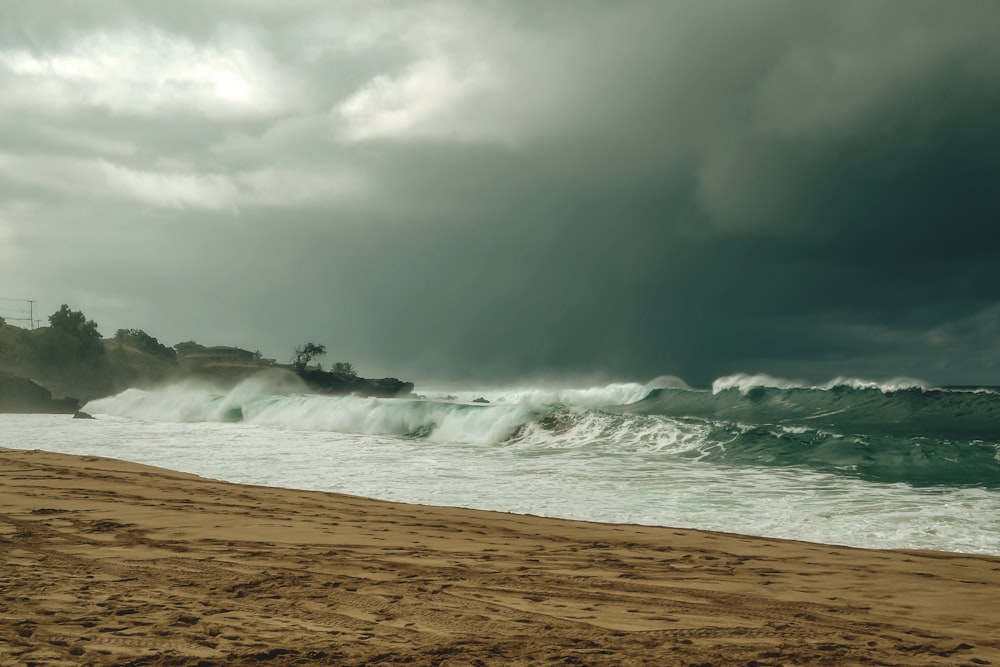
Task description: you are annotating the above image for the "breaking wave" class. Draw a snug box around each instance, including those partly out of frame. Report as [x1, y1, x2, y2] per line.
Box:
[630, 375, 1000, 439]
[84, 373, 1000, 489]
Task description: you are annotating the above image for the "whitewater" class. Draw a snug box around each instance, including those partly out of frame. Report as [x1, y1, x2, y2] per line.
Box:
[3, 371, 999, 555]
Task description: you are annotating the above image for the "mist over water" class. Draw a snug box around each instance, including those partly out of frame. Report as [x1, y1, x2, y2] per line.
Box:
[4, 372, 999, 554]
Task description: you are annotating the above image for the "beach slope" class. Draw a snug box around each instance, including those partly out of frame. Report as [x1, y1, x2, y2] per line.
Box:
[1, 447, 998, 666]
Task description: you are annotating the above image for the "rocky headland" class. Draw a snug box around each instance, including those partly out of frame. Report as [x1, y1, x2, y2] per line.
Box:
[0, 373, 82, 414]
[297, 368, 414, 398]
[0, 309, 414, 413]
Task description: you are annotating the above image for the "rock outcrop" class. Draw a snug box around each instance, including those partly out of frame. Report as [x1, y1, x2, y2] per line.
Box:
[0, 373, 82, 414]
[297, 370, 414, 398]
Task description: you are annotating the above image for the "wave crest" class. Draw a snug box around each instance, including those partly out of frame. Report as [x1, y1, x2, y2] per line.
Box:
[82, 373, 1000, 489]
[712, 373, 930, 396]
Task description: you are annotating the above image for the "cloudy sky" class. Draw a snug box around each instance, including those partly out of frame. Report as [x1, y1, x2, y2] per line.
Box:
[1, 0, 998, 387]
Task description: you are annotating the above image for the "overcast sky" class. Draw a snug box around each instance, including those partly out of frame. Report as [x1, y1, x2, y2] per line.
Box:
[1, 0, 999, 387]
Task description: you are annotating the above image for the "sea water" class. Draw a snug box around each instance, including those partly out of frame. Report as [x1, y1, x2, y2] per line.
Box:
[2, 371, 998, 555]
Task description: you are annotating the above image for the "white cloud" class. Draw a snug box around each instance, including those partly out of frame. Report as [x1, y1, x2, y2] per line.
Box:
[0, 25, 292, 117]
[298, 2, 481, 58]
[322, 2, 647, 148]
[0, 151, 364, 212]
[236, 166, 367, 207]
[99, 161, 239, 210]
[0, 152, 100, 195]
[35, 124, 136, 157]
[324, 2, 560, 146]
[0, 152, 236, 210]
[336, 55, 508, 144]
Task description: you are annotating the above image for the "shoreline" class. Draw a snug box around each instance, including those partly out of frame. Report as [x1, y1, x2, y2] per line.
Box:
[2, 447, 998, 666]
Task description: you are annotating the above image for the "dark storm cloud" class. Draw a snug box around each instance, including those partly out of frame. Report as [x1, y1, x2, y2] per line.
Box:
[1, 0, 999, 386]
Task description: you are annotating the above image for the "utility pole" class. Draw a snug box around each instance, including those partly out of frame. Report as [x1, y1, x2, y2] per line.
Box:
[0, 297, 39, 328]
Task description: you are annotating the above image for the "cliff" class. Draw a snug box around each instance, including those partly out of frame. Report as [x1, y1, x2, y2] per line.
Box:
[0, 320, 415, 405]
[0, 373, 81, 414]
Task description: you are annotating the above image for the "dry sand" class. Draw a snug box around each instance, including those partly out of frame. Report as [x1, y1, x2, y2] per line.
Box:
[1, 447, 998, 666]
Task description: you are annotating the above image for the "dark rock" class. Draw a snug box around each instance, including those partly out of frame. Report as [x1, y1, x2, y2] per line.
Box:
[53, 396, 83, 413]
[0, 373, 82, 414]
[73, 411, 95, 419]
[298, 369, 414, 398]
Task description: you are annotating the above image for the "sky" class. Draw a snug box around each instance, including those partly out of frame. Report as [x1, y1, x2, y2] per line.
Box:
[1, 0, 999, 387]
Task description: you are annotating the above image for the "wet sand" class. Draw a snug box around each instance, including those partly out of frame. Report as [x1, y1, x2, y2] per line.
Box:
[1, 446, 998, 666]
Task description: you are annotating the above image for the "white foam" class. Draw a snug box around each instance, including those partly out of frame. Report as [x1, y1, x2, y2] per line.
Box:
[3, 412, 998, 555]
[822, 376, 929, 392]
[422, 379, 684, 408]
[712, 373, 931, 395]
[711, 373, 805, 395]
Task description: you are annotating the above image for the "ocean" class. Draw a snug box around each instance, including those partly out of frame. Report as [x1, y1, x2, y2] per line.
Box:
[3, 372, 999, 555]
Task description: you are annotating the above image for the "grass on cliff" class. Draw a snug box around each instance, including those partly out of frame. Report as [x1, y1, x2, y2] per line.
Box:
[0, 322, 273, 402]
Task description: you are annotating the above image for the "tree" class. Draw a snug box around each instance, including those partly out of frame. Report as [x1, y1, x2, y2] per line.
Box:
[33, 304, 105, 368]
[291, 342, 326, 371]
[50, 304, 101, 340]
[115, 328, 177, 362]
[331, 361, 358, 377]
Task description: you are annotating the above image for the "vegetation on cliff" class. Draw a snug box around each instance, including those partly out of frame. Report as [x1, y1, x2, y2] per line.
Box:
[0, 305, 413, 411]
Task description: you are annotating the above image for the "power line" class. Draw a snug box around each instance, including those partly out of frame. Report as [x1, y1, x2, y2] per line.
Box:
[0, 298, 38, 329]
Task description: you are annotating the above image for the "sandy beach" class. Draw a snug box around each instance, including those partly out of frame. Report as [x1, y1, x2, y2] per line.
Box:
[1, 447, 998, 666]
